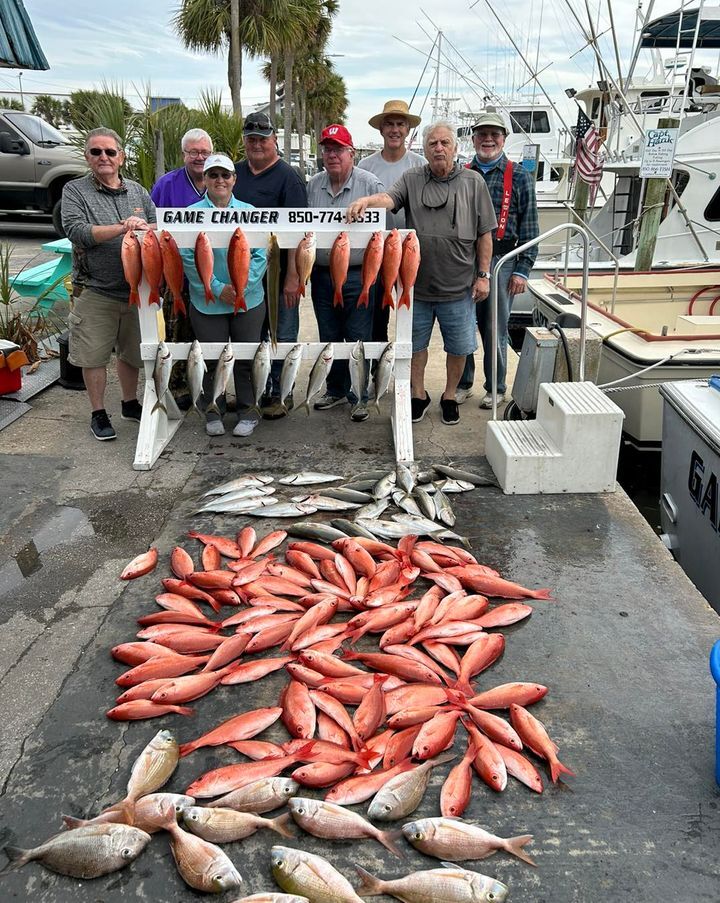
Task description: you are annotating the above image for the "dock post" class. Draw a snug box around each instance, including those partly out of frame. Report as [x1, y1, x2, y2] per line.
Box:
[634, 117, 679, 271]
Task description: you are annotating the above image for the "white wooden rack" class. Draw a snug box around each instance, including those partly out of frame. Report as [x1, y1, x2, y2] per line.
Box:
[133, 214, 414, 470]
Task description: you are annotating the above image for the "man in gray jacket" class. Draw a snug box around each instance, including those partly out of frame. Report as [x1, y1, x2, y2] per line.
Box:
[62, 127, 156, 441]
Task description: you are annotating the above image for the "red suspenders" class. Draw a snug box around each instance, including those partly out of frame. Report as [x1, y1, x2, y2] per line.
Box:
[495, 161, 513, 240]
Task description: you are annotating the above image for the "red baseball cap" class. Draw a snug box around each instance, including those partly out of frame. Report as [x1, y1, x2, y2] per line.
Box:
[320, 124, 354, 148]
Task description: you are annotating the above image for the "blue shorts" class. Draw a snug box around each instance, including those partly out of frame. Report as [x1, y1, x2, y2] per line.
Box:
[412, 294, 478, 357]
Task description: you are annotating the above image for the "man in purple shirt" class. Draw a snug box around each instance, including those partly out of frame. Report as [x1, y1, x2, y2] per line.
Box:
[150, 128, 213, 207]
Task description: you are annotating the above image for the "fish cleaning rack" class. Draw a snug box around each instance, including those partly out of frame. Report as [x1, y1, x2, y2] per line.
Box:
[133, 210, 414, 471]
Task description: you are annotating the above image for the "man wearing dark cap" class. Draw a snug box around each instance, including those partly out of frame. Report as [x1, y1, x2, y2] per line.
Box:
[457, 111, 539, 408]
[306, 124, 384, 423]
[233, 111, 308, 418]
[358, 100, 425, 348]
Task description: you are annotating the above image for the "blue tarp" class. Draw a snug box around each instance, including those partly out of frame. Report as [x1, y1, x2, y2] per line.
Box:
[0, 0, 49, 70]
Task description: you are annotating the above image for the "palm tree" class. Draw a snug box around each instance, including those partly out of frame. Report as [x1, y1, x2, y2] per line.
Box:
[306, 60, 348, 169]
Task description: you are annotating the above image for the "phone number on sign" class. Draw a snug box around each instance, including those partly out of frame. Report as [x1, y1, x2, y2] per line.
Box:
[288, 210, 382, 224]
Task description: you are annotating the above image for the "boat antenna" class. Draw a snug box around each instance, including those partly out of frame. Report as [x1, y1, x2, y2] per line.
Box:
[605, 0, 626, 92]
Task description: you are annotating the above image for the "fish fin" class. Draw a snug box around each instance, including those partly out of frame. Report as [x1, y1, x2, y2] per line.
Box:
[505, 834, 536, 866]
[204, 287, 215, 303]
[374, 398, 381, 414]
[530, 588, 553, 600]
[176, 706, 195, 716]
[298, 283, 305, 297]
[187, 402, 203, 418]
[429, 751, 457, 768]
[129, 290, 140, 307]
[550, 758, 575, 783]
[1, 846, 32, 871]
[355, 865, 384, 896]
[270, 812, 295, 838]
[173, 295, 187, 317]
[357, 289, 369, 308]
[452, 678, 475, 697]
[333, 291, 343, 307]
[378, 828, 405, 857]
[398, 291, 411, 309]
[205, 402, 221, 416]
[382, 289, 395, 309]
[149, 289, 160, 305]
[61, 814, 87, 830]
[151, 399, 167, 415]
[178, 741, 197, 758]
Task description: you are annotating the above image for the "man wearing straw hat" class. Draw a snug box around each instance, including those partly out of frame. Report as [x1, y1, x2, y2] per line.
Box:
[358, 100, 425, 347]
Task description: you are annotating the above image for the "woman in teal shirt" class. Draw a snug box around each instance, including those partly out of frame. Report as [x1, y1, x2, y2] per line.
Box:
[181, 153, 267, 437]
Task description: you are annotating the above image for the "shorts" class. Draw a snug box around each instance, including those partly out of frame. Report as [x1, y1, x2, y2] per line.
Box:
[412, 293, 478, 356]
[68, 287, 141, 369]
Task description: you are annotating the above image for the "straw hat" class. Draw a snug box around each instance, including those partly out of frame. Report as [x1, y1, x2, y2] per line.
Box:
[368, 100, 422, 131]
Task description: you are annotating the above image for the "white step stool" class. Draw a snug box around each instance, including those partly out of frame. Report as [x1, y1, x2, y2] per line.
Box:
[486, 382, 624, 494]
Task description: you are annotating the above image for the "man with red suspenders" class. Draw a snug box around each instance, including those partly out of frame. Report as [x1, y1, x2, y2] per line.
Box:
[458, 111, 539, 408]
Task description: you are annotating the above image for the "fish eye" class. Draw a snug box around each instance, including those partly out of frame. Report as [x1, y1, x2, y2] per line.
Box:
[488, 896, 496, 902]
[189, 812, 199, 821]
[295, 806, 305, 815]
[121, 848, 133, 858]
[414, 832, 423, 840]
[384, 805, 392, 812]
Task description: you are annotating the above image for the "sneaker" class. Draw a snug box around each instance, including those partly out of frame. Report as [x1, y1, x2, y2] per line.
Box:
[411, 392, 431, 423]
[233, 419, 258, 437]
[313, 393, 348, 410]
[440, 397, 460, 425]
[120, 398, 142, 422]
[455, 388, 474, 404]
[90, 409, 116, 441]
[479, 392, 506, 409]
[351, 402, 369, 422]
[205, 419, 226, 437]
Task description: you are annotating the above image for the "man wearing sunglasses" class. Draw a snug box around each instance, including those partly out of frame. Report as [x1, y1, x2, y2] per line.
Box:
[62, 127, 156, 441]
[150, 128, 213, 207]
[306, 124, 383, 423]
[346, 121, 496, 426]
[456, 111, 539, 409]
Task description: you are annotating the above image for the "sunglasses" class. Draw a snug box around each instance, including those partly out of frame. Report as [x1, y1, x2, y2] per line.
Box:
[88, 147, 120, 157]
[205, 170, 233, 180]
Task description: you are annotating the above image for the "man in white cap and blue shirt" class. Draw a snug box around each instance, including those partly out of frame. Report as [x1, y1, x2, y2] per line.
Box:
[457, 110, 539, 408]
[358, 100, 425, 347]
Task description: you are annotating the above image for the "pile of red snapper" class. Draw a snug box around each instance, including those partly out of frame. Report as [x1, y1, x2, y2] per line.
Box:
[111, 522, 574, 810]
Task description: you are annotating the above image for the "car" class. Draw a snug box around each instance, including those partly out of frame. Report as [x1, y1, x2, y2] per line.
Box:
[0, 109, 86, 236]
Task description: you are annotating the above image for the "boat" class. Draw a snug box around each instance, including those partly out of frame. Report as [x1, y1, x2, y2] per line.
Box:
[659, 375, 720, 612]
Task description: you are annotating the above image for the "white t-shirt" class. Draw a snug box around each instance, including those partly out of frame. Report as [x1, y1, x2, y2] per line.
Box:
[358, 149, 426, 228]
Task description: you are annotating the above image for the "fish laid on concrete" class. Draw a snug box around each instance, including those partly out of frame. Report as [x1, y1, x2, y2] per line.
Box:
[62, 792, 193, 834]
[202, 475, 274, 497]
[295, 231, 316, 297]
[121, 231, 142, 306]
[195, 232, 215, 303]
[125, 728, 179, 803]
[120, 547, 158, 580]
[187, 340, 207, 416]
[207, 341, 235, 416]
[182, 807, 294, 843]
[267, 233, 281, 348]
[245, 503, 318, 518]
[234, 895, 310, 903]
[380, 228, 402, 309]
[433, 464, 494, 486]
[3, 823, 151, 879]
[330, 231, 350, 306]
[228, 227, 251, 312]
[207, 777, 299, 813]
[293, 495, 359, 512]
[279, 472, 343, 485]
[141, 229, 163, 305]
[271, 846, 365, 903]
[509, 703, 575, 783]
[355, 862, 509, 903]
[398, 231, 420, 308]
[196, 496, 279, 515]
[402, 816, 536, 866]
[300, 342, 334, 414]
[288, 797, 402, 856]
[368, 752, 455, 821]
[152, 341, 174, 414]
[358, 230, 384, 307]
[166, 821, 243, 893]
[159, 230, 187, 316]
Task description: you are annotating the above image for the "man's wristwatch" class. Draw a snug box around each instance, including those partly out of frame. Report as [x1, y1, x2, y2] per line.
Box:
[477, 271, 489, 279]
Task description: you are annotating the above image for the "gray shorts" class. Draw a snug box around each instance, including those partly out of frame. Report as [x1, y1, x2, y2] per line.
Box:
[68, 287, 141, 369]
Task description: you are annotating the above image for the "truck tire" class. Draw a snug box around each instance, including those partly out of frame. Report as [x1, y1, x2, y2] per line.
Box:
[51, 199, 65, 237]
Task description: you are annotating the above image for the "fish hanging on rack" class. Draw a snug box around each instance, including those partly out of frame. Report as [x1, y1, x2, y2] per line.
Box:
[159, 231, 187, 317]
[296, 232, 316, 297]
[381, 228, 402, 309]
[121, 231, 142, 306]
[358, 231, 384, 308]
[267, 233, 281, 349]
[399, 232, 420, 309]
[141, 230, 163, 306]
[227, 227, 250, 314]
[195, 232, 215, 304]
[330, 231, 350, 307]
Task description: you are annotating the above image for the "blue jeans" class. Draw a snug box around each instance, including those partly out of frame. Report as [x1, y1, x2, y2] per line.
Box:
[412, 292, 478, 357]
[460, 257, 515, 395]
[310, 265, 374, 401]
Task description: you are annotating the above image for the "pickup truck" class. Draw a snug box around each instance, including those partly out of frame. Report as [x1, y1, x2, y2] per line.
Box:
[0, 109, 87, 236]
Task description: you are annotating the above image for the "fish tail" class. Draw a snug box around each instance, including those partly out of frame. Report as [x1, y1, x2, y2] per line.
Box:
[357, 289, 369, 308]
[129, 290, 140, 307]
[149, 289, 160, 305]
[178, 741, 198, 758]
[298, 283, 305, 297]
[188, 402, 202, 418]
[399, 290, 411, 309]
[205, 401, 221, 417]
[151, 399, 167, 415]
[382, 288, 395, 309]
[505, 834, 536, 866]
[270, 812, 295, 838]
[204, 286, 215, 303]
[173, 294, 187, 317]
[207, 597, 222, 614]
[355, 866, 385, 896]
[333, 290, 343, 307]
[530, 588, 553, 600]
[1, 846, 32, 871]
[550, 757, 575, 783]
[175, 705, 195, 716]
[378, 828, 405, 857]
[298, 400, 310, 417]
[453, 678, 475, 697]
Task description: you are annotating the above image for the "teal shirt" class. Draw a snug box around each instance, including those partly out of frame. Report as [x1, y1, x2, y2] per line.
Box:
[180, 195, 267, 315]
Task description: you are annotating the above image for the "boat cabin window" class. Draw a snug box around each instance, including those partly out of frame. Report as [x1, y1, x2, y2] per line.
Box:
[703, 181, 720, 221]
[590, 98, 601, 121]
[509, 111, 551, 134]
[638, 91, 669, 113]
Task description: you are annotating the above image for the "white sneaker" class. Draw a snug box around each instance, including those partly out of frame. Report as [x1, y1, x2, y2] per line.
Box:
[233, 419, 258, 437]
[455, 388, 474, 404]
[479, 392, 506, 409]
[205, 419, 225, 436]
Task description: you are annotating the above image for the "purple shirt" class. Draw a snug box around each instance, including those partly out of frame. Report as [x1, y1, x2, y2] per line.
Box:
[150, 167, 205, 207]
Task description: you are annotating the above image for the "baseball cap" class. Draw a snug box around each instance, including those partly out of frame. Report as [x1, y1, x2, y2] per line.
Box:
[320, 124, 354, 148]
[243, 112, 275, 137]
[203, 153, 235, 173]
[471, 112, 508, 135]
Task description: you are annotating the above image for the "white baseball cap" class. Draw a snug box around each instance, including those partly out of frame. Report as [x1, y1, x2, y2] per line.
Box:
[203, 153, 235, 173]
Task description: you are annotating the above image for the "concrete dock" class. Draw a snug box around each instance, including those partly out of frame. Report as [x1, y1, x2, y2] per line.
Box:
[1, 223, 719, 901]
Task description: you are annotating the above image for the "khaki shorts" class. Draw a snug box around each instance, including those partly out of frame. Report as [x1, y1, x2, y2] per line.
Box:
[68, 288, 141, 370]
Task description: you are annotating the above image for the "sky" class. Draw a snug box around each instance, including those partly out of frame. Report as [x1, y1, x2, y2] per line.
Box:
[7, 1, 717, 147]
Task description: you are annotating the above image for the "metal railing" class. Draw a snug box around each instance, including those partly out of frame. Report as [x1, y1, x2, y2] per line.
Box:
[490, 221, 591, 420]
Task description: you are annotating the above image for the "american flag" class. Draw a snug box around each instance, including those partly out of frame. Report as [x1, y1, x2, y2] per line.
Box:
[573, 108, 604, 201]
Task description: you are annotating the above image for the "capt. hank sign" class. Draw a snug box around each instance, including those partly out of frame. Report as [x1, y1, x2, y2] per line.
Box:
[639, 128, 679, 179]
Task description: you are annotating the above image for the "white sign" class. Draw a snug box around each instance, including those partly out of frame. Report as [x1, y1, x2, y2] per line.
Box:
[157, 207, 386, 231]
[639, 128, 679, 179]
